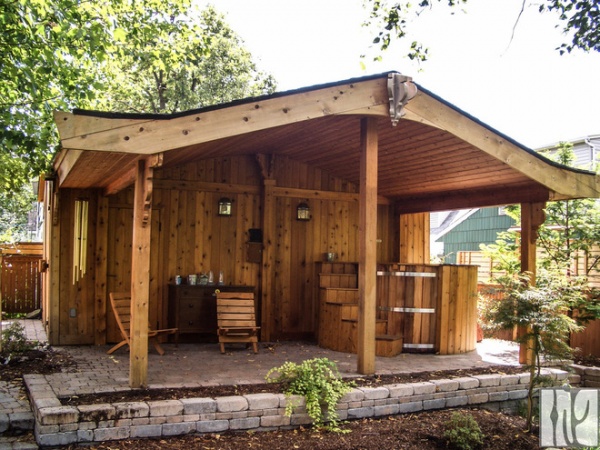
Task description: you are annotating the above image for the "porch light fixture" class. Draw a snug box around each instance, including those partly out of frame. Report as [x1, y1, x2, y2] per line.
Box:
[297, 202, 311, 221]
[218, 197, 232, 216]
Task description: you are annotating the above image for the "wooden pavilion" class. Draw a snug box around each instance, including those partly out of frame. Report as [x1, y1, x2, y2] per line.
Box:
[41, 72, 600, 388]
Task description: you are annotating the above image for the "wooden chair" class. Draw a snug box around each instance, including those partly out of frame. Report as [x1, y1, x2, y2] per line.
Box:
[107, 292, 177, 356]
[216, 291, 260, 354]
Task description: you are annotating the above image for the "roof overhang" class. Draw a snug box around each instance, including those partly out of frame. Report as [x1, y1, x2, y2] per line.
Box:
[52, 71, 600, 212]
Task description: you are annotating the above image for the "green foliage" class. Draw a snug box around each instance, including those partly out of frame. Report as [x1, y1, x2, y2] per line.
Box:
[0, 184, 37, 243]
[482, 272, 582, 430]
[265, 358, 354, 431]
[484, 273, 582, 361]
[363, 0, 600, 61]
[482, 142, 600, 326]
[94, 5, 276, 114]
[0, 322, 35, 359]
[541, 0, 600, 54]
[480, 231, 521, 276]
[442, 412, 484, 450]
[1, 0, 275, 238]
[363, 0, 467, 62]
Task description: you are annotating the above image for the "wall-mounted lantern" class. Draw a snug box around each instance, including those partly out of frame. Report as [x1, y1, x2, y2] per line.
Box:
[218, 197, 232, 216]
[297, 202, 311, 221]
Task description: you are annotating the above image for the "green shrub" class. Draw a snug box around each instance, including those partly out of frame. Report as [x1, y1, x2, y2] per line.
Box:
[443, 412, 485, 450]
[1, 321, 34, 359]
[265, 357, 354, 431]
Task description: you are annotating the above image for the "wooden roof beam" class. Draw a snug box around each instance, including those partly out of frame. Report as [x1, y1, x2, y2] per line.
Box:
[404, 93, 600, 200]
[54, 149, 83, 187]
[394, 185, 551, 214]
[56, 78, 390, 156]
[103, 154, 163, 196]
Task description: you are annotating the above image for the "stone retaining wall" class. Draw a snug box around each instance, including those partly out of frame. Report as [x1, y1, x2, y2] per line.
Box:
[24, 369, 570, 447]
[570, 364, 600, 387]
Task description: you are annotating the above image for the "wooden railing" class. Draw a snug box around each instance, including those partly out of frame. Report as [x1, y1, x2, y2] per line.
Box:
[0, 243, 43, 314]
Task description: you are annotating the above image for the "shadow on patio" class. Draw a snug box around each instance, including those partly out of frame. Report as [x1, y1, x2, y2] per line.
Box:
[47, 336, 520, 398]
[6, 319, 520, 397]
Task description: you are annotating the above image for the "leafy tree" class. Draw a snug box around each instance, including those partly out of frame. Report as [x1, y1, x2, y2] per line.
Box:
[1, 0, 199, 189]
[363, 0, 600, 62]
[481, 143, 600, 322]
[1, 0, 274, 184]
[0, 186, 37, 243]
[480, 142, 600, 429]
[483, 272, 582, 431]
[1, 0, 275, 240]
[94, 6, 276, 114]
[537, 144, 600, 278]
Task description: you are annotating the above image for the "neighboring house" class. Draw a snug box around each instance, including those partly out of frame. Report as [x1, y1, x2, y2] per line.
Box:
[433, 207, 515, 264]
[432, 134, 600, 265]
[538, 134, 600, 171]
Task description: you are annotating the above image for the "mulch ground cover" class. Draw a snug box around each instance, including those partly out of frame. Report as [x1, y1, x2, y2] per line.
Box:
[63, 408, 540, 449]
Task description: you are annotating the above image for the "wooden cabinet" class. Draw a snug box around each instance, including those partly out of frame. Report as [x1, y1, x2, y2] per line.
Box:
[168, 284, 254, 343]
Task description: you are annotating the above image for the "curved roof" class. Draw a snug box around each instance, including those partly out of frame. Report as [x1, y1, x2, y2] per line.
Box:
[53, 71, 600, 212]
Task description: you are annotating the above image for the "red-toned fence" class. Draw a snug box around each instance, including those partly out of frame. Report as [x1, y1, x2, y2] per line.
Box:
[571, 318, 600, 358]
[0, 244, 43, 314]
[478, 283, 516, 342]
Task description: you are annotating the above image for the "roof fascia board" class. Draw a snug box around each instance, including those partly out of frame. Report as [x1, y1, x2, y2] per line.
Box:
[56, 77, 389, 155]
[404, 91, 600, 200]
[55, 149, 83, 187]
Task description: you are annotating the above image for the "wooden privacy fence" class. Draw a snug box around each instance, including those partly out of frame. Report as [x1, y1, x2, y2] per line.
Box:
[478, 282, 600, 357]
[477, 283, 516, 341]
[0, 243, 43, 314]
[571, 319, 600, 358]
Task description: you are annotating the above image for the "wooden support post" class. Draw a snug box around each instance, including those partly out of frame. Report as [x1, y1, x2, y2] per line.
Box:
[129, 159, 154, 388]
[94, 194, 109, 345]
[48, 187, 61, 345]
[260, 179, 276, 341]
[357, 117, 378, 375]
[518, 202, 545, 364]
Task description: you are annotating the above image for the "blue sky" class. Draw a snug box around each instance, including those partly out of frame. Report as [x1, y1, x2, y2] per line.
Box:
[202, 0, 600, 149]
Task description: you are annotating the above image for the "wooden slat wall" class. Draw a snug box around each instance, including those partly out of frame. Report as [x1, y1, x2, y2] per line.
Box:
[156, 155, 390, 341]
[57, 189, 97, 344]
[436, 265, 479, 354]
[399, 213, 429, 264]
[49, 155, 400, 344]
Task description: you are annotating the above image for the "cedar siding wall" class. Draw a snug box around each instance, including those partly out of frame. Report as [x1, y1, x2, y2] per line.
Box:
[56, 189, 98, 345]
[48, 155, 398, 344]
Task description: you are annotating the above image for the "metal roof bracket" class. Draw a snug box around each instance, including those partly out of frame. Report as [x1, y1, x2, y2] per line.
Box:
[388, 73, 418, 126]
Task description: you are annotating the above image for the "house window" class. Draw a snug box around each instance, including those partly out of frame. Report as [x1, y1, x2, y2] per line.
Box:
[498, 206, 507, 216]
